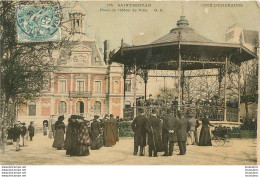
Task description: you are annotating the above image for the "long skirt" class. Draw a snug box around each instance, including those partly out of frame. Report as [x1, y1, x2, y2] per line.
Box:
[91, 136, 103, 150]
[52, 129, 64, 149]
[67, 133, 78, 156]
[78, 144, 90, 156]
[198, 126, 212, 146]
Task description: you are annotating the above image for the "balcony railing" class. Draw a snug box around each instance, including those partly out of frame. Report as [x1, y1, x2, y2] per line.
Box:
[69, 91, 92, 98]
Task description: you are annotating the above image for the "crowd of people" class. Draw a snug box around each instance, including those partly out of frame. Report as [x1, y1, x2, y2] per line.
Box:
[51, 114, 119, 156]
[6, 121, 35, 151]
[132, 107, 214, 157]
[136, 94, 225, 121]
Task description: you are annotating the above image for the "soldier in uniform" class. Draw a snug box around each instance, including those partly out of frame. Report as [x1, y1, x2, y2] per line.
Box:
[131, 108, 149, 156]
[162, 109, 178, 156]
[147, 109, 163, 157]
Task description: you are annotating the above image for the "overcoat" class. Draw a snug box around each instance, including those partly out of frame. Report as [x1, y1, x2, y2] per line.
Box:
[176, 118, 189, 142]
[147, 115, 163, 152]
[12, 126, 21, 142]
[91, 120, 103, 150]
[163, 115, 178, 142]
[104, 119, 119, 146]
[28, 125, 35, 137]
[131, 114, 148, 147]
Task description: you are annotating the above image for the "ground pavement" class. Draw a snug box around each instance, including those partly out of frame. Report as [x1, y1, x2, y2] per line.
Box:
[0, 133, 257, 165]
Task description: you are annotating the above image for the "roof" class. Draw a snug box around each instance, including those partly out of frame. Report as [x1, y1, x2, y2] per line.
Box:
[152, 27, 213, 44]
[110, 14, 257, 69]
[243, 29, 259, 45]
[152, 15, 213, 44]
[71, 2, 86, 15]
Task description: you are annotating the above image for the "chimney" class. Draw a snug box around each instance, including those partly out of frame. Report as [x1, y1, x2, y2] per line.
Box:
[104, 40, 110, 64]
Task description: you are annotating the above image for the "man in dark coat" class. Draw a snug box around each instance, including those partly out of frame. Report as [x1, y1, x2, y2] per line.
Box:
[28, 122, 35, 141]
[20, 123, 27, 146]
[131, 108, 149, 156]
[147, 109, 163, 157]
[91, 115, 103, 150]
[176, 111, 190, 155]
[162, 109, 178, 156]
[13, 123, 21, 151]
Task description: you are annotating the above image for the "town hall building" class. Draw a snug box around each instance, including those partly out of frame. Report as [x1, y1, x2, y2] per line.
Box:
[17, 2, 144, 127]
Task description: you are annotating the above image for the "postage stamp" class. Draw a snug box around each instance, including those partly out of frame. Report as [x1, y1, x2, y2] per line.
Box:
[16, 4, 61, 42]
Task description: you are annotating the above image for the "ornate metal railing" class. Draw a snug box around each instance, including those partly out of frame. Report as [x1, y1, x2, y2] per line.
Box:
[69, 91, 92, 98]
[128, 105, 239, 122]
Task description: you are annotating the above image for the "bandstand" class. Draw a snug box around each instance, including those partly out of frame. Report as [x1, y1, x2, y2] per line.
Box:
[110, 14, 257, 123]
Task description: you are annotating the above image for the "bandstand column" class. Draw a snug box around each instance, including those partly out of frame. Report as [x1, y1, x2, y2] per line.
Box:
[144, 70, 148, 101]
[133, 58, 137, 118]
[238, 63, 241, 122]
[178, 45, 182, 110]
[218, 68, 222, 99]
[123, 66, 127, 118]
[224, 56, 228, 122]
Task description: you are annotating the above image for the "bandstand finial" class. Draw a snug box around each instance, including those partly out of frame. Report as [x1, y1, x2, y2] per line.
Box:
[177, 3, 189, 28]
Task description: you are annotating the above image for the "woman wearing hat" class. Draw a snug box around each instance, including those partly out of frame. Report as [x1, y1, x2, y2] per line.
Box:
[198, 114, 214, 146]
[53, 115, 65, 150]
[90, 115, 103, 150]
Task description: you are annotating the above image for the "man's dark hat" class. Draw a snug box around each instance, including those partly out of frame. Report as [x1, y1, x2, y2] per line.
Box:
[78, 115, 84, 120]
[94, 115, 99, 119]
[110, 114, 114, 118]
[58, 115, 65, 121]
[71, 115, 78, 119]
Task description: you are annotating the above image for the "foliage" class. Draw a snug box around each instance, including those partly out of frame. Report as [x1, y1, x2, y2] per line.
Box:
[119, 121, 134, 137]
[0, 1, 67, 123]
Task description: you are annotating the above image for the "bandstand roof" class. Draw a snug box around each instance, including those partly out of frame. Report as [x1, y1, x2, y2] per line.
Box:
[111, 15, 257, 71]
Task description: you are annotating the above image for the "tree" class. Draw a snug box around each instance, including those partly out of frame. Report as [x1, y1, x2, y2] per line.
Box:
[227, 59, 258, 119]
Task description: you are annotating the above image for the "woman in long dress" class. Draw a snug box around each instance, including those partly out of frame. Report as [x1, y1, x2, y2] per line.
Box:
[77, 120, 91, 156]
[198, 115, 214, 146]
[52, 115, 65, 150]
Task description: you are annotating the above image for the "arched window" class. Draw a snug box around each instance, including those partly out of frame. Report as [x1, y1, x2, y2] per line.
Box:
[58, 101, 67, 115]
[93, 101, 101, 115]
[28, 102, 36, 116]
[76, 101, 84, 114]
[125, 101, 131, 108]
[114, 80, 119, 93]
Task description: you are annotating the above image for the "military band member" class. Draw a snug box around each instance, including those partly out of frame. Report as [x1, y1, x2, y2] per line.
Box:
[162, 109, 178, 156]
[147, 109, 163, 157]
[131, 108, 149, 156]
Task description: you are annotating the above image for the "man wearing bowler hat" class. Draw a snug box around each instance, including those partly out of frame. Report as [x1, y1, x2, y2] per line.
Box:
[131, 108, 149, 156]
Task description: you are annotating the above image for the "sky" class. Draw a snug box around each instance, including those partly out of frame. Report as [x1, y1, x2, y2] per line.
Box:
[73, 1, 260, 50]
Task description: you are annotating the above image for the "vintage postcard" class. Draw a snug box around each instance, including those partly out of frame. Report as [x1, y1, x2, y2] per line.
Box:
[0, 0, 259, 170]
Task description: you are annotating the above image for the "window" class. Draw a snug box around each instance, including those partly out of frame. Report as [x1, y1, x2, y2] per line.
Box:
[59, 80, 66, 93]
[43, 80, 49, 90]
[93, 101, 101, 115]
[94, 81, 101, 93]
[58, 101, 67, 115]
[76, 101, 84, 114]
[125, 80, 131, 92]
[77, 81, 84, 92]
[28, 102, 36, 116]
[114, 80, 119, 93]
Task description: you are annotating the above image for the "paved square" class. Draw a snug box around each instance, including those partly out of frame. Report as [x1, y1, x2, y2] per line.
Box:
[0, 134, 257, 165]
